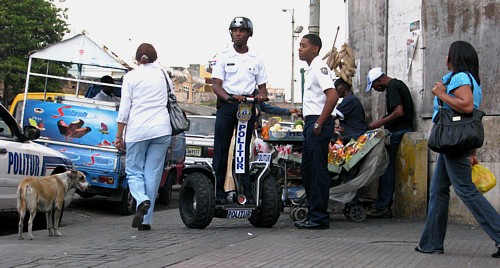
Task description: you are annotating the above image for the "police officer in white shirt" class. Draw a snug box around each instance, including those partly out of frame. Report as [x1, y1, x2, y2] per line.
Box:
[211, 17, 268, 205]
[296, 34, 339, 229]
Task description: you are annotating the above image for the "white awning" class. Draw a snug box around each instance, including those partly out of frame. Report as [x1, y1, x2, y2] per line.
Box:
[29, 32, 132, 70]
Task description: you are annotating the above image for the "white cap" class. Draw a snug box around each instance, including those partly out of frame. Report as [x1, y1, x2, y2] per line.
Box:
[365, 67, 384, 92]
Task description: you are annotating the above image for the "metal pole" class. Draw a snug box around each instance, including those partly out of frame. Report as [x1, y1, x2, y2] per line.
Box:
[290, 9, 295, 109]
[309, 0, 320, 35]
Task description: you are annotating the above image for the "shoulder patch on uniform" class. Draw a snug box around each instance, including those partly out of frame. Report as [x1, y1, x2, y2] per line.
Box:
[321, 67, 328, 75]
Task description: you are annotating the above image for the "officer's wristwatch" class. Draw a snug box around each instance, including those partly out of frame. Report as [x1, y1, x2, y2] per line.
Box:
[314, 123, 322, 129]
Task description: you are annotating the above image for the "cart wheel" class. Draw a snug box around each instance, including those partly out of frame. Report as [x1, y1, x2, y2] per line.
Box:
[293, 207, 307, 222]
[290, 206, 298, 221]
[348, 205, 366, 222]
[342, 206, 351, 219]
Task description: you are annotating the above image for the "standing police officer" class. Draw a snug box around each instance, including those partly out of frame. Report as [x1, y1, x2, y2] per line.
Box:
[211, 17, 268, 205]
[296, 34, 339, 229]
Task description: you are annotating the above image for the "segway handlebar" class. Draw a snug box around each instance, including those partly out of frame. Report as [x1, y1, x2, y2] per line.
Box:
[227, 96, 269, 103]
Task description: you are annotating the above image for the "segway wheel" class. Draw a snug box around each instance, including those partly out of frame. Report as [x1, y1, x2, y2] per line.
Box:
[248, 175, 282, 228]
[179, 172, 215, 229]
[293, 207, 307, 222]
[348, 205, 366, 222]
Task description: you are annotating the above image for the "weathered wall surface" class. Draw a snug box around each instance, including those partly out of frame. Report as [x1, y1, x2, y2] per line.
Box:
[347, 0, 500, 223]
[421, 0, 500, 116]
[347, 0, 387, 123]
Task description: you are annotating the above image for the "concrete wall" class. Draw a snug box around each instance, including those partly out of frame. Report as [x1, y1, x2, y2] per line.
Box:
[347, 0, 387, 123]
[347, 0, 500, 223]
[394, 132, 428, 220]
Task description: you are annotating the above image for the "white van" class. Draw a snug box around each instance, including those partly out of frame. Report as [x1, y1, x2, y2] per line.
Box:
[0, 103, 74, 213]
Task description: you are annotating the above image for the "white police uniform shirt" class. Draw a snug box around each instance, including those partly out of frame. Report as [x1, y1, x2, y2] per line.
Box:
[211, 46, 268, 95]
[302, 56, 335, 117]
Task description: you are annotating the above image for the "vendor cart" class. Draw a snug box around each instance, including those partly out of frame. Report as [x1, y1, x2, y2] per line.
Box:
[263, 129, 389, 222]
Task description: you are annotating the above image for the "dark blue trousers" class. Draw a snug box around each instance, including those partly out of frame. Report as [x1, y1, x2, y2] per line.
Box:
[213, 101, 256, 199]
[300, 116, 334, 226]
[374, 129, 409, 209]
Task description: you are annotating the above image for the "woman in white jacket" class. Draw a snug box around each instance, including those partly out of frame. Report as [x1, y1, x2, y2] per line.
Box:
[115, 43, 172, 231]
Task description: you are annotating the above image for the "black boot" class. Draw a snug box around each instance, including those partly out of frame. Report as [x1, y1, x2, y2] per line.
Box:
[492, 247, 500, 258]
[138, 224, 151, 231]
[132, 200, 150, 228]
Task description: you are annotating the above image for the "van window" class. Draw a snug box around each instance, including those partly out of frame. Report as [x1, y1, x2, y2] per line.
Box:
[12, 101, 23, 123]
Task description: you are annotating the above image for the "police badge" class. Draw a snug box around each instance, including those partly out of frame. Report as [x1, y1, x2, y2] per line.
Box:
[236, 103, 252, 122]
[235, 103, 253, 174]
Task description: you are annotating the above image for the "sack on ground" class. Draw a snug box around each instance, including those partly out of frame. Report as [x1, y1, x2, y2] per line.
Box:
[472, 164, 496, 194]
[427, 108, 484, 154]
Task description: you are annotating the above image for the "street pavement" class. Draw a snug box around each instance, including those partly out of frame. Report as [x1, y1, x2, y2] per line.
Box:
[1, 189, 499, 268]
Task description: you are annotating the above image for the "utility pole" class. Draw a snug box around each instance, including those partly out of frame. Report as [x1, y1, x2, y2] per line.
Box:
[309, 0, 320, 35]
[282, 9, 303, 111]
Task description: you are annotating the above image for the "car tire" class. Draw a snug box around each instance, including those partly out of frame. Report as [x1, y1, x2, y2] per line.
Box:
[116, 186, 136, 215]
[248, 175, 282, 228]
[179, 172, 214, 229]
[158, 172, 175, 206]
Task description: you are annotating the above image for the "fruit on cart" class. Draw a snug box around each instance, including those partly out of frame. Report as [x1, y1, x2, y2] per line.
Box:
[261, 125, 270, 140]
[327, 129, 382, 165]
[328, 138, 345, 165]
[293, 119, 304, 129]
[294, 125, 303, 130]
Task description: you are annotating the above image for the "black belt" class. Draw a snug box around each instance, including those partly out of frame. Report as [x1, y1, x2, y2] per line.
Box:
[305, 115, 319, 123]
[219, 93, 254, 102]
[217, 94, 255, 109]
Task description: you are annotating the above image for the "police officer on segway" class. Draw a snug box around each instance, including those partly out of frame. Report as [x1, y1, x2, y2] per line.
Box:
[212, 16, 268, 205]
[178, 17, 281, 229]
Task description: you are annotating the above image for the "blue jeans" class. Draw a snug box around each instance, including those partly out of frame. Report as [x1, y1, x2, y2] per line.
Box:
[418, 152, 500, 251]
[126, 135, 171, 225]
[374, 129, 409, 209]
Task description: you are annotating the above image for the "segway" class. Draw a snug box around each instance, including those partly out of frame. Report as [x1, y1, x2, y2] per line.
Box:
[179, 97, 282, 229]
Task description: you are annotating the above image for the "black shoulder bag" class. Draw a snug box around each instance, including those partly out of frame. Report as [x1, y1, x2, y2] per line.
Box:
[427, 72, 485, 154]
[161, 70, 190, 136]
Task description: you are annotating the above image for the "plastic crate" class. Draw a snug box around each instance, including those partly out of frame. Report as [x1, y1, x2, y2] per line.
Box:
[270, 130, 288, 139]
[269, 130, 303, 140]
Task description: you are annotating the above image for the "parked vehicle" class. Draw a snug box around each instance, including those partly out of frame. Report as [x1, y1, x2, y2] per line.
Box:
[0, 103, 74, 214]
[9, 92, 78, 122]
[16, 32, 185, 214]
[184, 115, 215, 166]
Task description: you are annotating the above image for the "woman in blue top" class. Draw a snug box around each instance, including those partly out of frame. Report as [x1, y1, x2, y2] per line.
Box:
[416, 41, 500, 258]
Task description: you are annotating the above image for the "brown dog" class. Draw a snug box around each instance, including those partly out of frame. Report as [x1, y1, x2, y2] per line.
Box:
[17, 170, 89, 240]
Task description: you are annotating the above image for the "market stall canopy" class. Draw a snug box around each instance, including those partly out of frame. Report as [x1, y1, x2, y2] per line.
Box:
[29, 32, 133, 71]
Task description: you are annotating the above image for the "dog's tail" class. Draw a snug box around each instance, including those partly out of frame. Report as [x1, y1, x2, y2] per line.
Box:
[16, 183, 32, 216]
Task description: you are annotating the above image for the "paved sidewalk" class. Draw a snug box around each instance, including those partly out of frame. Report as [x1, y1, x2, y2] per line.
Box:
[1, 206, 499, 268]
